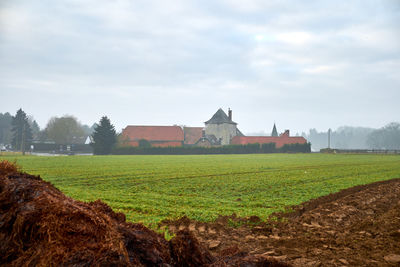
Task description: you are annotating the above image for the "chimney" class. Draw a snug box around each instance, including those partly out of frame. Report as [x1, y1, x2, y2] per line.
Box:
[279, 130, 290, 137]
[228, 108, 232, 121]
[284, 130, 290, 136]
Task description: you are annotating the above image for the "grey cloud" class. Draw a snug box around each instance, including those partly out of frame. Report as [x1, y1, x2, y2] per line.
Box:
[1, 0, 399, 133]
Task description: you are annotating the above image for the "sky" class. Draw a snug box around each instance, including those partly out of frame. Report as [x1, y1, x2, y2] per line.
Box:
[1, 0, 399, 135]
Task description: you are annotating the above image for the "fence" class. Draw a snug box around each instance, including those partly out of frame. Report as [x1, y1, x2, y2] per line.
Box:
[322, 149, 400, 154]
[31, 143, 93, 154]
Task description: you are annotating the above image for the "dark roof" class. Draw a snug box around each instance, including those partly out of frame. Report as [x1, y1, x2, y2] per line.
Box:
[236, 128, 245, 137]
[205, 108, 237, 125]
[196, 134, 221, 145]
[271, 123, 278, 137]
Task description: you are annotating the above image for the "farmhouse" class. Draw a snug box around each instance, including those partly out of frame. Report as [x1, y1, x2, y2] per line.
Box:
[204, 108, 244, 145]
[121, 108, 307, 148]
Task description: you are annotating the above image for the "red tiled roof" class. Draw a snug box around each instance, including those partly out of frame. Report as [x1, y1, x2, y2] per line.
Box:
[122, 126, 184, 142]
[183, 127, 203, 145]
[231, 136, 307, 148]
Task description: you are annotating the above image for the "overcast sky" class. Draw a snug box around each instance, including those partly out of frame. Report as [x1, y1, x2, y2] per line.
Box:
[1, 0, 399, 135]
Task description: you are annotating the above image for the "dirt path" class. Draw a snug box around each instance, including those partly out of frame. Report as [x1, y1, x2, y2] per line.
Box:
[161, 178, 400, 266]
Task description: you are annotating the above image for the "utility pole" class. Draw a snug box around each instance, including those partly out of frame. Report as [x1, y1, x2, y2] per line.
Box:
[328, 128, 331, 149]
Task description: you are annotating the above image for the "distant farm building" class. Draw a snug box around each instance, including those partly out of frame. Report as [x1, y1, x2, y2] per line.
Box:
[231, 130, 307, 148]
[183, 127, 203, 145]
[121, 126, 184, 147]
[121, 108, 307, 148]
[204, 108, 244, 146]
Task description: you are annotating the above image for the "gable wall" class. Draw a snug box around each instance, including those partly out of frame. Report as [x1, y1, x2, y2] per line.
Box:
[205, 123, 237, 145]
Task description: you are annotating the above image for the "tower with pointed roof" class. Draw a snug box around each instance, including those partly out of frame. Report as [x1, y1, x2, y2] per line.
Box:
[204, 108, 243, 145]
[271, 123, 278, 137]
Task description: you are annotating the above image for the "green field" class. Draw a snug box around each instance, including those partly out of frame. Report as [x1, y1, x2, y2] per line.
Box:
[1, 153, 400, 226]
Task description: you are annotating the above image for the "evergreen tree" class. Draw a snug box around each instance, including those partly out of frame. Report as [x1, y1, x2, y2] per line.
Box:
[29, 119, 41, 140]
[91, 116, 117, 155]
[11, 109, 33, 152]
[0, 112, 13, 144]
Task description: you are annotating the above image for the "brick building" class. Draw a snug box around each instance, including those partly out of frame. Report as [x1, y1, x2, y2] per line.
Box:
[121, 125, 184, 147]
[121, 109, 307, 148]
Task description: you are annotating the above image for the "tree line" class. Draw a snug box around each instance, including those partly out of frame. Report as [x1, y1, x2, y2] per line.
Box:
[302, 123, 400, 151]
[0, 110, 94, 146]
[0, 109, 116, 155]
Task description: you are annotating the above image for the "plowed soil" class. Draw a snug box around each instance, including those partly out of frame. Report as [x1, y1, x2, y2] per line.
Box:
[161, 178, 400, 266]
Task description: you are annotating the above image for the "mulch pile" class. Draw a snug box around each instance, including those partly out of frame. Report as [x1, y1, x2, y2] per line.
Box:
[0, 160, 286, 267]
[162, 178, 400, 266]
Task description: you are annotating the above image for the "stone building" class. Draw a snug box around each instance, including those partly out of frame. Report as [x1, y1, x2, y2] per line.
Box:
[204, 108, 243, 146]
[121, 108, 306, 148]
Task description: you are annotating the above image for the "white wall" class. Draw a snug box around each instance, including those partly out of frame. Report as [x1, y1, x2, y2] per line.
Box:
[205, 123, 237, 145]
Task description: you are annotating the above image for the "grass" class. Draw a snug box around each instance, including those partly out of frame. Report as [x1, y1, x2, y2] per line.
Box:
[1, 153, 400, 228]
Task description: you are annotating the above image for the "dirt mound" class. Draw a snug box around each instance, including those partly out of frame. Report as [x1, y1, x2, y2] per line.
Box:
[0, 160, 285, 267]
[162, 178, 400, 266]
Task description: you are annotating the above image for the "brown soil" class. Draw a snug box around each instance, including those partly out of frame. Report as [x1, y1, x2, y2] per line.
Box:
[161, 178, 400, 266]
[0, 160, 286, 267]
